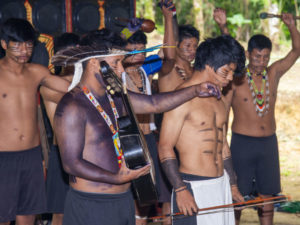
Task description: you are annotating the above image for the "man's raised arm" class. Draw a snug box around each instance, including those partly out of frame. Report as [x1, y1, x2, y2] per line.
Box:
[270, 13, 300, 80]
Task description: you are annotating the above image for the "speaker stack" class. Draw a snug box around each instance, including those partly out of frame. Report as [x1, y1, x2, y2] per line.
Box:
[0, 0, 135, 35]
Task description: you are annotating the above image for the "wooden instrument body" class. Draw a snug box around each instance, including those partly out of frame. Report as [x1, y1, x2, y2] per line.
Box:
[100, 61, 157, 205]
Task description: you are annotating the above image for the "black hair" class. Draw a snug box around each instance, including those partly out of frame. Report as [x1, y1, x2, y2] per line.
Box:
[0, 18, 37, 44]
[194, 35, 245, 77]
[80, 28, 127, 49]
[248, 34, 272, 53]
[54, 32, 80, 74]
[54, 32, 80, 53]
[127, 30, 147, 45]
[178, 25, 199, 45]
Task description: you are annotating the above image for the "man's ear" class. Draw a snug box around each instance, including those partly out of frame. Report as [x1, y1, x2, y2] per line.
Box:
[89, 58, 101, 72]
[1, 40, 7, 50]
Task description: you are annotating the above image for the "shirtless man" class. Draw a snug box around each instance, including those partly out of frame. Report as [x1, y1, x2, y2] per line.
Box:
[52, 31, 221, 225]
[0, 18, 69, 225]
[215, 10, 300, 225]
[40, 32, 80, 225]
[158, 24, 199, 92]
[158, 35, 245, 225]
[122, 2, 175, 223]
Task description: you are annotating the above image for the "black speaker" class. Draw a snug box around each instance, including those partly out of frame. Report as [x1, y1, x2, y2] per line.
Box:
[0, 0, 27, 24]
[72, 0, 101, 34]
[105, 0, 135, 33]
[29, 0, 65, 35]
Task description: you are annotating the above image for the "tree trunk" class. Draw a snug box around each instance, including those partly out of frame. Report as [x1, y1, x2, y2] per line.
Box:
[193, 0, 204, 41]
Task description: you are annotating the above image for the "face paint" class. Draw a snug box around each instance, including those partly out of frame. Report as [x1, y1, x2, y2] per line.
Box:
[6, 41, 34, 63]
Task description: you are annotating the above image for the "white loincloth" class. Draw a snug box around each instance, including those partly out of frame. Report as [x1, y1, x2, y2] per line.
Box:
[171, 171, 235, 225]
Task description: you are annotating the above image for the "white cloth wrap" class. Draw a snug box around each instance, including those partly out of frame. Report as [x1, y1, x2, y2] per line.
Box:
[171, 171, 235, 225]
[122, 69, 157, 131]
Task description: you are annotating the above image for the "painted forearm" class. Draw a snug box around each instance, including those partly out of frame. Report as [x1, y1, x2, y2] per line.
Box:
[161, 158, 186, 190]
[129, 85, 196, 114]
[223, 157, 237, 186]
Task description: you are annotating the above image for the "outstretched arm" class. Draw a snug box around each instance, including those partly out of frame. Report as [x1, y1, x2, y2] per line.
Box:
[129, 82, 220, 114]
[54, 96, 149, 184]
[213, 8, 230, 35]
[158, 104, 198, 216]
[159, 0, 177, 75]
[269, 13, 300, 80]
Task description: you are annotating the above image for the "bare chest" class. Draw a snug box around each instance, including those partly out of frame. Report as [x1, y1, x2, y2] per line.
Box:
[186, 98, 227, 129]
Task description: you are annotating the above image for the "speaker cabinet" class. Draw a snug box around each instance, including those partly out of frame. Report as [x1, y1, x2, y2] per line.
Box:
[105, 0, 135, 33]
[0, 0, 26, 24]
[72, 0, 101, 34]
[29, 0, 65, 36]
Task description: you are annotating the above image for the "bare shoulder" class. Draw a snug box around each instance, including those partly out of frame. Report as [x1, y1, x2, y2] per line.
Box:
[55, 89, 87, 119]
[24, 63, 51, 82]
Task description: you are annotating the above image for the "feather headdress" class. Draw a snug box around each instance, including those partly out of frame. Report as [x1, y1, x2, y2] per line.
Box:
[51, 45, 129, 91]
[51, 44, 166, 91]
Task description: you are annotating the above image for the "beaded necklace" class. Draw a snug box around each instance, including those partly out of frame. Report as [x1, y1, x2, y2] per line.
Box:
[246, 67, 270, 117]
[82, 86, 123, 167]
[127, 67, 146, 94]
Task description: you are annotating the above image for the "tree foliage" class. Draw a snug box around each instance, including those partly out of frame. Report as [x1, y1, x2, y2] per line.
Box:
[136, 0, 300, 43]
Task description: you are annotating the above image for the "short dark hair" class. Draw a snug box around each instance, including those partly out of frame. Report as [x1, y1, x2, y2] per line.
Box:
[54, 32, 80, 53]
[0, 18, 37, 44]
[127, 30, 147, 45]
[80, 28, 127, 49]
[194, 35, 245, 77]
[248, 34, 272, 53]
[178, 25, 199, 45]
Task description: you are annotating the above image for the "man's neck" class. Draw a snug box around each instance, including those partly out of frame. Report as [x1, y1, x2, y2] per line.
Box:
[247, 64, 267, 76]
[175, 55, 192, 68]
[79, 76, 106, 98]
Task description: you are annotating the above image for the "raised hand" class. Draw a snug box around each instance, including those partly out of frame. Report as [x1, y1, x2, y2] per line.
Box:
[176, 189, 198, 216]
[160, 0, 176, 18]
[281, 13, 295, 27]
[116, 157, 151, 184]
[213, 8, 227, 27]
[127, 18, 144, 32]
[196, 82, 221, 99]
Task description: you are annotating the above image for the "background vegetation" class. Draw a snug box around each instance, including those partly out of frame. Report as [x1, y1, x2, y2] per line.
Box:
[136, 0, 300, 46]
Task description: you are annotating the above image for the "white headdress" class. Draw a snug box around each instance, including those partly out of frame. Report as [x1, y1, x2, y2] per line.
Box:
[51, 46, 129, 91]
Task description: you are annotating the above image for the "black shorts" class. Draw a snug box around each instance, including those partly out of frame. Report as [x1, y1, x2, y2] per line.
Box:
[0, 146, 46, 222]
[63, 188, 135, 225]
[230, 132, 281, 196]
[145, 132, 172, 203]
[46, 145, 69, 213]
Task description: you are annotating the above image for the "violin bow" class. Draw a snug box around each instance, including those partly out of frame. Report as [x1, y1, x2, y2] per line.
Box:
[149, 195, 290, 222]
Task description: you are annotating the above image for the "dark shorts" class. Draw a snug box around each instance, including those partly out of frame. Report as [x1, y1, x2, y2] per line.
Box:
[145, 132, 172, 203]
[63, 188, 135, 225]
[230, 132, 281, 196]
[46, 145, 69, 213]
[0, 146, 46, 222]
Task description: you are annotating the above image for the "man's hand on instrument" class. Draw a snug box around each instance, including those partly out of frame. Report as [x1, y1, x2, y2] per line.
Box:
[196, 82, 221, 99]
[281, 13, 295, 27]
[213, 8, 227, 27]
[176, 188, 198, 216]
[116, 157, 151, 183]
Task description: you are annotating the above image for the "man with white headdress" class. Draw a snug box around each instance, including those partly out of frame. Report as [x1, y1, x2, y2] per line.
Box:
[52, 29, 221, 225]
